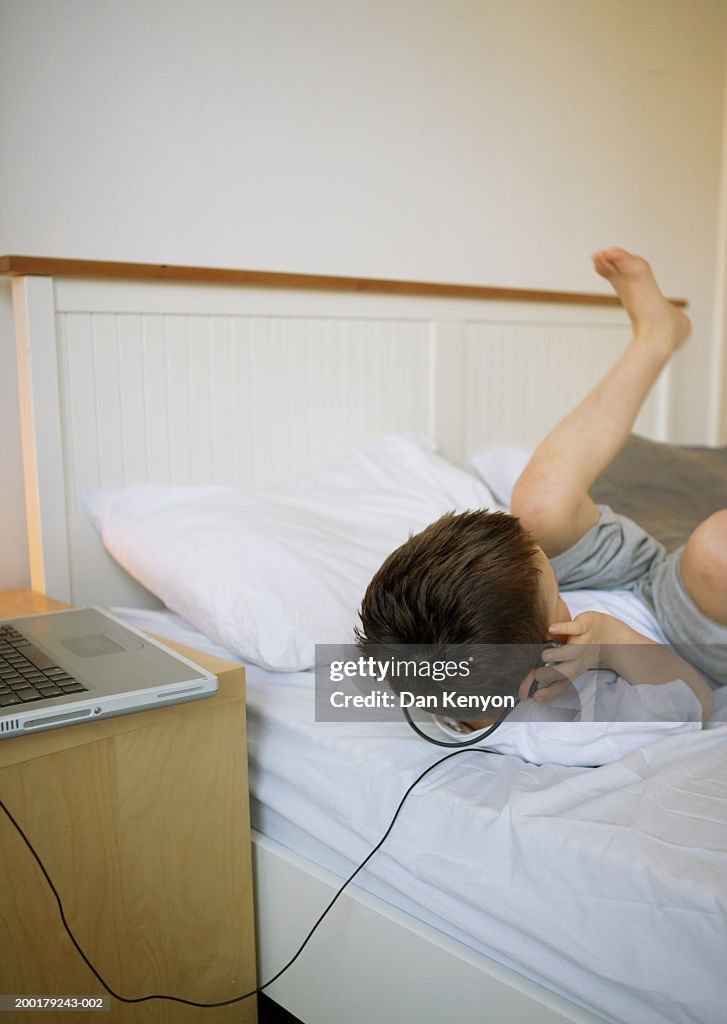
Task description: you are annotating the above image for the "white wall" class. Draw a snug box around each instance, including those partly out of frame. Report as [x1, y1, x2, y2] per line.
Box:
[1, 0, 726, 589]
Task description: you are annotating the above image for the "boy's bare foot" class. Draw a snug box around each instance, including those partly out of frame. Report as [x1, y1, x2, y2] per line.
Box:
[592, 247, 691, 355]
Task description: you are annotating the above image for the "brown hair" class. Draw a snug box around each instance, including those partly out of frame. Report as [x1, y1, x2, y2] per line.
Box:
[355, 510, 546, 699]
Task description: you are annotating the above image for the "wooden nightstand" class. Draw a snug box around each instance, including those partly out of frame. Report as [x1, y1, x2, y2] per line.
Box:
[0, 591, 257, 1023]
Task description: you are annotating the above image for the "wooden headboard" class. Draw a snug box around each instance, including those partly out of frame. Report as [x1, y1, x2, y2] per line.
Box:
[5, 257, 673, 608]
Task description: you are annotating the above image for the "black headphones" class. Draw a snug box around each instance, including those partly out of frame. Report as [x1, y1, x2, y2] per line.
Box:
[402, 641, 561, 748]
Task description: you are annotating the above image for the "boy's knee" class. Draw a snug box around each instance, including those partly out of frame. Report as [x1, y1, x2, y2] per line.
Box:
[682, 511, 727, 592]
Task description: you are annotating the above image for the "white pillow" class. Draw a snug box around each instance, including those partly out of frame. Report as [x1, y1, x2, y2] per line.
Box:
[85, 434, 497, 671]
[469, 446, 533, 508]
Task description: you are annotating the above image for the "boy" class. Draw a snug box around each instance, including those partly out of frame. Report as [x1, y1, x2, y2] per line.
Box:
[357, 249, 724, 728]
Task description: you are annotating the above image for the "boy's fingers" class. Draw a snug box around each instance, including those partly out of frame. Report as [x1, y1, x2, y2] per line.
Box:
[548, 621, 584, 635]
[534, 665, 569, 687]
[533, 678, 571, 701]
[542, 644, 581, 662]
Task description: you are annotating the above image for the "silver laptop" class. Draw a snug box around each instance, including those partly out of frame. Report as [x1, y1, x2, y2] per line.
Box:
[0, 607, 218, 739]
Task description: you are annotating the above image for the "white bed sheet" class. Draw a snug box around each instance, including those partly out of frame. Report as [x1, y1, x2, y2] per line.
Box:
[113, 606, 727, 1024]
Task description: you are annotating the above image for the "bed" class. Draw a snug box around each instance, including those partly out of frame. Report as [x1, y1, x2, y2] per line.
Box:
[6, 258, 726, 1024]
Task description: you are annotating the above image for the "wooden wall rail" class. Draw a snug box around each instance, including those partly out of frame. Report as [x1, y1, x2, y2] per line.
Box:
[0, 254, 687, 307]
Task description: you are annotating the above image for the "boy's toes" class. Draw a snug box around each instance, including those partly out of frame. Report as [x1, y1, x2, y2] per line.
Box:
[592, 250, 619, 277]
[600, 246, 630, 262]
[593, 247, 649, 280]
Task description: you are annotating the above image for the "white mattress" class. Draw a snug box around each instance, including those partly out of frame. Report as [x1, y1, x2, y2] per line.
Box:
[113, 605, 727, 1024]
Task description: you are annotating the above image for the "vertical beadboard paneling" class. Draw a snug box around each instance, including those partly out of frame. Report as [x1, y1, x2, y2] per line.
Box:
[142, 315, 171, 483]
[91, 314, 125, 489]
[208, 316, 235, 485]
[57, 311, 434, 495]
[165, 314, 193, 482]
[117, 313, 149, 484]
[464, 320, 660, 450]
[187, 315, 213, 481]
[233, 315, 262, 483]
[59, 312, 100, 503]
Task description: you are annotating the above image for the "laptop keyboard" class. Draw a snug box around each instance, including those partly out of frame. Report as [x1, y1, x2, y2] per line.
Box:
[0, 625, 88, 708]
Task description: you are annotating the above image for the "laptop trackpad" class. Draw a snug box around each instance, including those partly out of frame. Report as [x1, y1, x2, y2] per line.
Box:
[62, 631, 144, 657]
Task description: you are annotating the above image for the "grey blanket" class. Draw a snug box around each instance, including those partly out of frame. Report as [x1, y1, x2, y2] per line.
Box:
[590, 434, 727, 553]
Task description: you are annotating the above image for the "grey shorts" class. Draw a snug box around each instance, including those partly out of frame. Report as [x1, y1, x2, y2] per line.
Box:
[550, 505, 727, 686]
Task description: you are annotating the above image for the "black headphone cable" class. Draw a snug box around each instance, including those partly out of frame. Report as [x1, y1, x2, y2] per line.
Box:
[0, 737, 504, 1007]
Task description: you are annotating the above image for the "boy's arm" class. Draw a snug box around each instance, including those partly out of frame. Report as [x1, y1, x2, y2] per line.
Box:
[540, 612, 714, 726]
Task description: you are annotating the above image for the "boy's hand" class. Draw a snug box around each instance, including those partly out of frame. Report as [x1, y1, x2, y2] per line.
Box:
[531, 612, 714, 725]
[532, 612, 617, 701]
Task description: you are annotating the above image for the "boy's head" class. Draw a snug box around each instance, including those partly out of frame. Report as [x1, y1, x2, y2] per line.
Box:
[355, 510, 565, 700]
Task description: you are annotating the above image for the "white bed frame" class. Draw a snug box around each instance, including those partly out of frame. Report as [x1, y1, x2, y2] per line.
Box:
[10, 265, 672, 1024]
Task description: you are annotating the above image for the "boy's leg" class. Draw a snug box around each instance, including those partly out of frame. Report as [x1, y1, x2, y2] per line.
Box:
[680, 511, 727, 627]
[511, 248, 691, 557]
